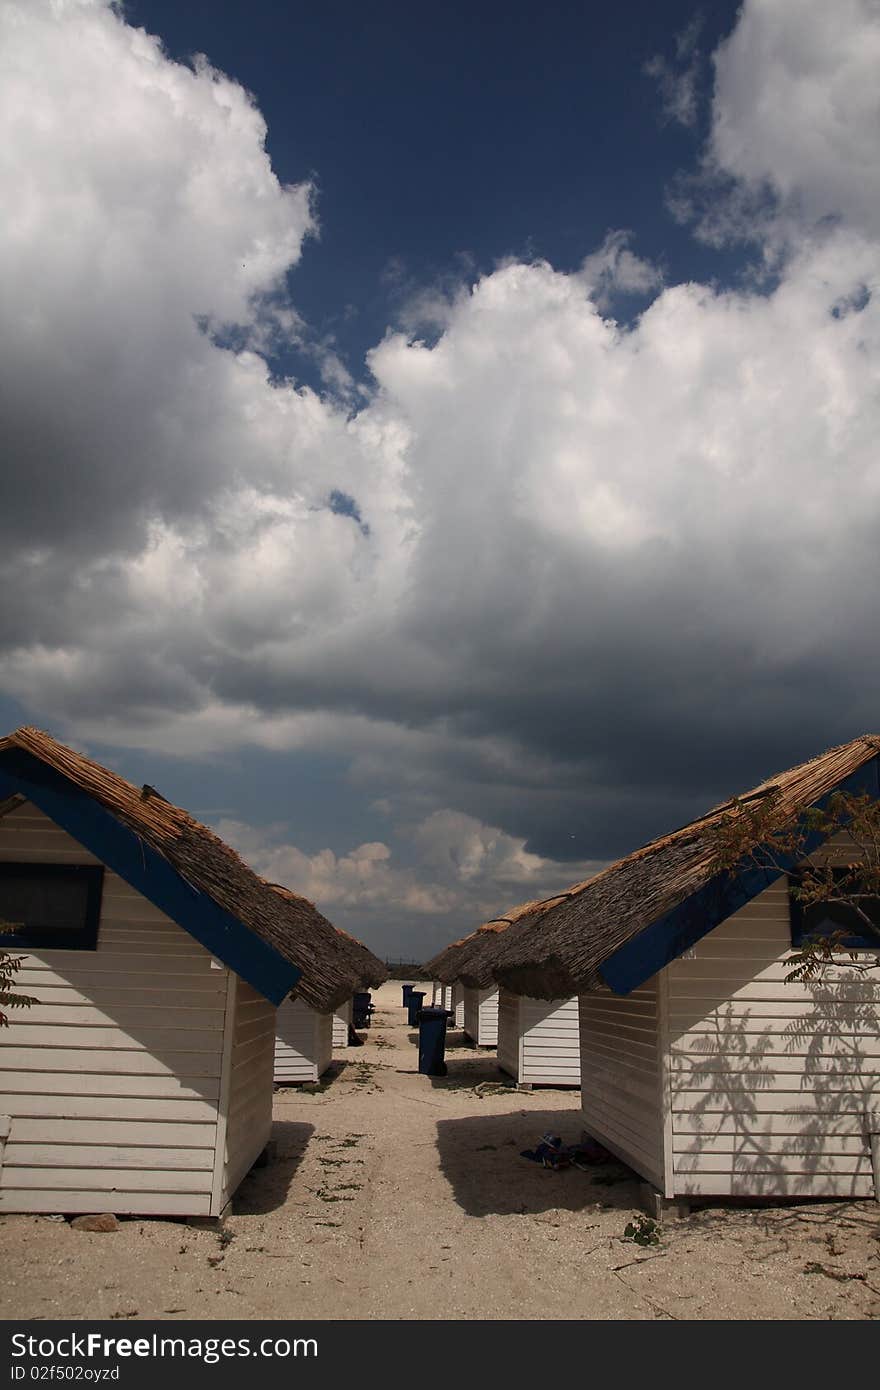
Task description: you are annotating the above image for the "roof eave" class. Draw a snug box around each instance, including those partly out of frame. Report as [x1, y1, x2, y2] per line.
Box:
[0, 749, 301, 1006]
[600, 752, 880, 995]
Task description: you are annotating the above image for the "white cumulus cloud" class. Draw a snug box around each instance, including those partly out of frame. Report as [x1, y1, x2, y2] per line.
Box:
[2, 0, 880, 912]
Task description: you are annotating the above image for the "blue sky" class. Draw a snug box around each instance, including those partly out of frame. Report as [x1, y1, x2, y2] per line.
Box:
[129, 0, 744, 382]
[2, 0, 879, 959]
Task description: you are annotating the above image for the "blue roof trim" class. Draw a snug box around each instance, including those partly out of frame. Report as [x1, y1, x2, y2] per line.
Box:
[600, 756, 880, 997]
[0, 750, 301, 1006]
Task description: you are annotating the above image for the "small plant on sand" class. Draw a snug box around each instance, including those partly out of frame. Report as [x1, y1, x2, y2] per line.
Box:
[623, 1215, 661, 1247]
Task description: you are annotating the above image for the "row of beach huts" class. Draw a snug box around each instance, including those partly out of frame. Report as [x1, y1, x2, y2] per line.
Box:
[0, 724, 878, 1220]
[427, 979, 580, 1091]
[423, 735, 880, 1206]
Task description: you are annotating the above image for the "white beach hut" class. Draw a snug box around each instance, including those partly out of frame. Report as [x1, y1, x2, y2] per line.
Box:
[0, 726, 369, 1218]
[496, 990, 580, 1088]
[462, 986, 499, 1047]
[268, 886, 385, 1085]
[333, 998, 353, 1047]
[425, 897, 584, 1078]
[274, 996, 333, 1083]
[452, 982, 465, 1029]
[492, 737, 880, 1202]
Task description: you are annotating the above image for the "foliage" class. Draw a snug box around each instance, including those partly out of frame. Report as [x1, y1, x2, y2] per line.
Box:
[709, 789, 880, 982]
[623, 1215, 660, 1246]
[0, 921, 37, 1025]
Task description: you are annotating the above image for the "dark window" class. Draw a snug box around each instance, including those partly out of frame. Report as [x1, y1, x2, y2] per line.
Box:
[0, 863, 103, 950]
[788, 869, 880, 951]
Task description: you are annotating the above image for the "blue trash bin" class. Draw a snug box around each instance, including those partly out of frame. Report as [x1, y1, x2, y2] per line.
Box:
[417, 1006, 449, 1076]
[401, 984, 414, 1008]
[407, 990, 426, 1027]
[353, 991, 372, 1028]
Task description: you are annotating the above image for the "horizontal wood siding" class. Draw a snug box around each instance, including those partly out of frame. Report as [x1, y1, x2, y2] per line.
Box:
[463, 987, 498, 1047]
[520, 996, 581, 1087]
[0, 801, 223, 1216]
[273, 997, 332, 1083]
[221, 980, 275, 1207]
[496, 989, 521, 1079]
[452, 983, 465, 1028]
[666, 863, 880, 1198]
[332, 998, 352, 1049]
[579, 983, 664, 1188]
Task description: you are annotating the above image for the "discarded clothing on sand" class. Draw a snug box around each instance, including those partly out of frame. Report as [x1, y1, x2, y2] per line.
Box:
[520, 1133, 613, 1171]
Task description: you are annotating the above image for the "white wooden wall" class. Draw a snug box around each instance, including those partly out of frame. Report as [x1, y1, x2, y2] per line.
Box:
[332, 998, 352, 1048]
[274, 996, 333, 1083]
[665, 869, 880, 1198]
[579, 981, 665, 1190]
[463, 986, 498, 1047]
[219, 978, 275, 1210]
[0, 801, 226, 1216]
[521, 995, 581, 1086]
[499, 992, 581, 1086]
[496, 988, 521, 1077]
[453, 982, 465, 1028]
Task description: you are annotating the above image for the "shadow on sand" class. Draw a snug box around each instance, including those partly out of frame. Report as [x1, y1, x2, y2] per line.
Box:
[232, 1120, 315, 1216]
[432, 1051, 510, 1086]
[435, 1109, 641, 1217]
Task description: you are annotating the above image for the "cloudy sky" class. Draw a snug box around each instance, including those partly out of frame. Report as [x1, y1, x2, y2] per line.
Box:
[2, 0, 879, 960]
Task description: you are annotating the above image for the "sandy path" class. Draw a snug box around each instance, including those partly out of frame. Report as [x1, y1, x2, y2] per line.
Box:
[1, 981, 878, 1320]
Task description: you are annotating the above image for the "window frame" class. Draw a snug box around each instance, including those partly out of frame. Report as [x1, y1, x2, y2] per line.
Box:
[787, 867, 880, 952]
[0, 861, 104, 951]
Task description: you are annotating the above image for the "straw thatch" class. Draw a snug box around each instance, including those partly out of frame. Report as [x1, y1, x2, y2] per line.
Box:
[423, 893, 573, 988]
[0, 726, 381, 1012]
[266, 883, 386, 994]
[487, 735, 880, 999]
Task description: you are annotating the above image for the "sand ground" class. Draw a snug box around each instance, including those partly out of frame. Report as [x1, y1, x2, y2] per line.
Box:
[1, 980, 879, 1321]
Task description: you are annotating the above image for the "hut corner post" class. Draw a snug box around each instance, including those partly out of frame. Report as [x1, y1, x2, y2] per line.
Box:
[868, 1107, 880, 1204]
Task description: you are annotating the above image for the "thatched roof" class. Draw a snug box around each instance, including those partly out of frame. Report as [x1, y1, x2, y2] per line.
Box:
[488, 735, 880, 1000]
[0, 726, 380, 1012]
[266, 883, 386, 993]
[423, 893, 574, 988]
